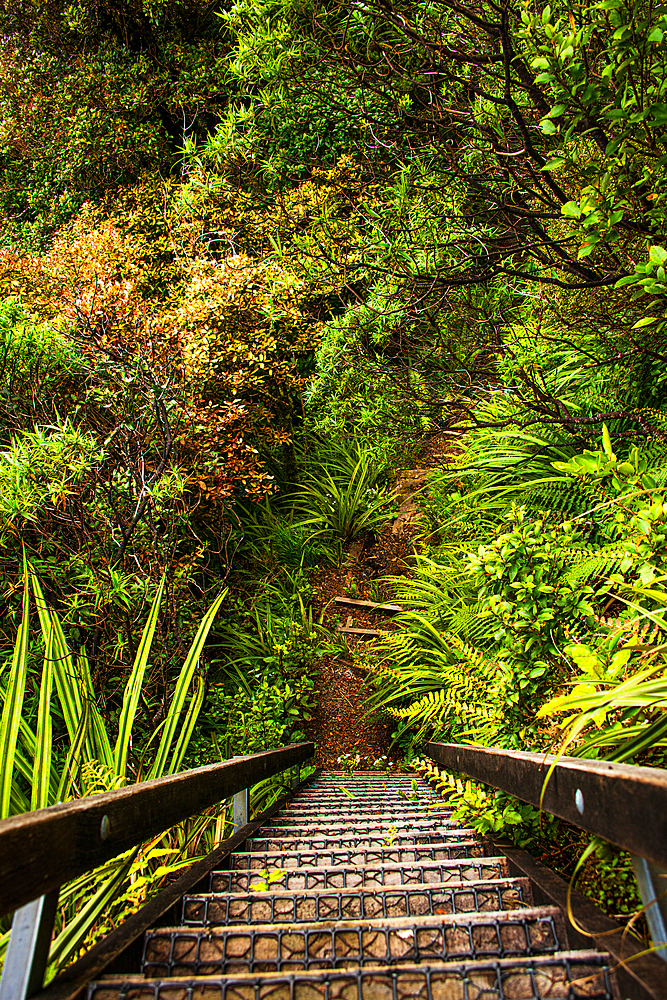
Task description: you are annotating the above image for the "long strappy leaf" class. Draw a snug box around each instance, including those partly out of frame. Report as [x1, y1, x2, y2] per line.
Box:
[149, 589, 226, 779]
[77, 651, 113, 769]
[114, 575, 166, 779]
[167, 675, 206, 776]
[30, 570, 84, 748]
[55, 700, 89, 803]
[31, 613, 54, 810]
[0, 548, 30, 818]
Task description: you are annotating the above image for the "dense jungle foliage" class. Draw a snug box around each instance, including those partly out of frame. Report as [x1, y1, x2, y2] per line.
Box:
[1, 0, 667, 971]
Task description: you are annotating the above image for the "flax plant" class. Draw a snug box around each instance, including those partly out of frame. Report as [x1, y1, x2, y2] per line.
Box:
[0, 554, 226, 978]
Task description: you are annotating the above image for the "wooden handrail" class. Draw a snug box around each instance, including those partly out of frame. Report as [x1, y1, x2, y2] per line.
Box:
[0, 742, 314, 917]
[424, 742, 667, 868]
[35, 769, 322, 1000]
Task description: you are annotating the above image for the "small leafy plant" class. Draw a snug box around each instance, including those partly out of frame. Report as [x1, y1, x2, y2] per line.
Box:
[383, 824, 398, 846]
[250, 868, 287, 892]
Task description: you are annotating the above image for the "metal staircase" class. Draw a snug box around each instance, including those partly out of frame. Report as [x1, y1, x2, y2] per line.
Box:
[84, 770, 618, 1000]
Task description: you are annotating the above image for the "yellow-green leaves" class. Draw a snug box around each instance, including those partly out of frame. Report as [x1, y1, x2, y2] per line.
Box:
[31, 611, 54, 812]
[30, 570, 85, 756]
[250, 868, 287, 892]
[0, 548, 29, 819]
[114, 575, 167, 780]
[149, 588, 227, 779]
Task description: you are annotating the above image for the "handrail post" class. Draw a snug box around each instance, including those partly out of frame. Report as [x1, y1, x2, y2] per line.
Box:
[233, 786, 249, 832]
[0, 888, 59, 1000]
[291, 764, 300, 789]
[631, 856, 667, 961]
[232, 756, 249, 833]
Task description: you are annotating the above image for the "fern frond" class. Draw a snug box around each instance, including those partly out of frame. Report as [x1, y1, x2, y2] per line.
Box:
[446, 633, 498, 674]
[447, 603, 495, 645]
[515, 478, 606, 519]
[563, 546, 629, 587]
[388, 690, 496, 722]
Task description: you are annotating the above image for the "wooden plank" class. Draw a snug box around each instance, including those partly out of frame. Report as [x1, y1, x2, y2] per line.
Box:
[334, 598, 403, 614]
[425, 742, 667, 869]
[33, 770, 323, 1000]
[338, 627, 384, 637]
[0, 742, 314, 919]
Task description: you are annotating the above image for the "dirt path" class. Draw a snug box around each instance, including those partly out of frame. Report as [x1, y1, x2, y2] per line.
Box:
[304, 431, 454, 767]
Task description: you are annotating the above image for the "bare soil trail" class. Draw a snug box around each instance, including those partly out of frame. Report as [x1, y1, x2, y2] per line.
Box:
[304, 431, 456, 767]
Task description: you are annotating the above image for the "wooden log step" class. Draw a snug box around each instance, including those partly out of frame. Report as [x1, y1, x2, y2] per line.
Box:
[334, 597, 403, 614]
[337, 627, 384, 637]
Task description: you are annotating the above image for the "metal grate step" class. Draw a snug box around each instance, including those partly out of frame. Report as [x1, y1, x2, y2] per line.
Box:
[230, 843, 485, 869]
[299, 793, 435, 800]
[261, 820, 460, 837]
[304, 772, 430, 780]
[296, 787, 432, 795]
[86, 951, 616, 999]
[293, 784, 435, 793]
[266, 807, 452, 822]
[279, 799, 441, 811]
[209, 856, 511, 892]
[293, 789, 434, 798]
[141, 907, 567, 976]
[247, 831, 474, 852]
[181, 877, 532, 925]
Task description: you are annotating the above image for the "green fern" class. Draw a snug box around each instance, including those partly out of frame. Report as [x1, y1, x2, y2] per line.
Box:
[446, 633, 497, 670]
[375, 423, 667, 754]
[367, 619, 507, 745]
[563, 546, 630, 588]
[447, 602, 495, 645]
[515, 479, 604, 518]
[632, 436, 667, 470]
[387, 689, 497, 734]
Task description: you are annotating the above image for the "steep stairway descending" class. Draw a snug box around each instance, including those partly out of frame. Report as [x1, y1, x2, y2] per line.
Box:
[86, 771, 618, 1000]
